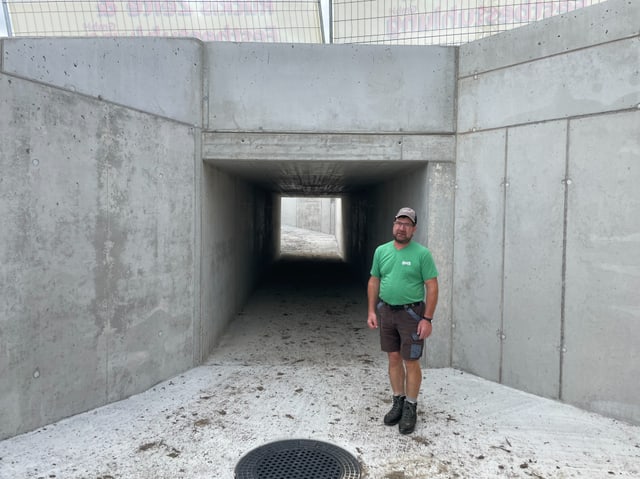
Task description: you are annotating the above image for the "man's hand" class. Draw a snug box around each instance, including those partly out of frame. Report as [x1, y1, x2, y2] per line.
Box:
[417, 319, 432, 340]
[367, 311, 378, 329]
[367, 276, 381, 330]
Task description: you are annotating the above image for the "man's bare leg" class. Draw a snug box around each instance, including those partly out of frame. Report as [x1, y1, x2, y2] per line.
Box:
[404, 359, 422, 400]
[387, 351, 405, 395]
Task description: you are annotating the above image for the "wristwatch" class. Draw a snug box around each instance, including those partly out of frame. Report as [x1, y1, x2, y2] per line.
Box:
[421, 317, 432, 323]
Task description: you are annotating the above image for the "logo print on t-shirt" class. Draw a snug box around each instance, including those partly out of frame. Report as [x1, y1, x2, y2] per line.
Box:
[402, 261, 412, 266]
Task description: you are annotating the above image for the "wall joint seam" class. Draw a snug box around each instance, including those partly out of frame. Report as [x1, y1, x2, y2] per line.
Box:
[498, 128, 509, 384]
[558, 119, 572, 401]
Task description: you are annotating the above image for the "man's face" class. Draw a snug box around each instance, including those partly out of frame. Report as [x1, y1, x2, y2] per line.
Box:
[392, 217, 416, 244]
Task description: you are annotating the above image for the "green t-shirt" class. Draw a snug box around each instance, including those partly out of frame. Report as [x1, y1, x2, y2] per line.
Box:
[370, 240, 438, 305]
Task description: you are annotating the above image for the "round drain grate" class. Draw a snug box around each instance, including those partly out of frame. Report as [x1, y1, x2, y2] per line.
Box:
[235, 439, 361, 479]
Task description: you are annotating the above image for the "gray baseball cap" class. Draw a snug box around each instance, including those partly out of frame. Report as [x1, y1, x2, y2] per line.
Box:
[395, 207, 417, 224]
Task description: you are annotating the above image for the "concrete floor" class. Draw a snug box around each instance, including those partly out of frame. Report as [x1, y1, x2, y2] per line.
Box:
[1, 228, 639, 479]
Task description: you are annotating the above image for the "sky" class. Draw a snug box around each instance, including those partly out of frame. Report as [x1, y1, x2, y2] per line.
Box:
[0, 4, 8, 37]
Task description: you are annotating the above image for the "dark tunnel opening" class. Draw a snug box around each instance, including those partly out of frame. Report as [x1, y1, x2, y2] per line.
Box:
[221, 252, 373, 368]
[263, 223, 365, 324]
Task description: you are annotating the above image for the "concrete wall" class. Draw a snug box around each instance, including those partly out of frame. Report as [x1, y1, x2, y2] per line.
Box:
[563, 111, 640, 421]
[453, 0, 640, 422]
[295, 198, 333, 234]
[281, 197, 297, 226]
[207, 42, 455, 133]
[281, 197, 336, 234]
[199, 165, 277, 360]
[0, 70, 199, 438]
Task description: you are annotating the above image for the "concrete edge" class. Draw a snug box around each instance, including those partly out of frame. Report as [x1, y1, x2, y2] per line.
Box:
[459, 0, 639, 77]
[202, 132, 456, 163]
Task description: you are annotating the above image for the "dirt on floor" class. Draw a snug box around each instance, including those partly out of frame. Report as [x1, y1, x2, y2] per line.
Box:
[1, 228, 639, 478]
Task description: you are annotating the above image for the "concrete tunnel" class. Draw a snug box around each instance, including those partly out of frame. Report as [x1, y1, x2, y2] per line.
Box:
[199, 130, 451, 362]
[200, 131, 446, 292]
[2, 0, 640, 441]
[201, 131, 447, 263]
[201, 131, 440, 305]
[193, 40, 457, 380]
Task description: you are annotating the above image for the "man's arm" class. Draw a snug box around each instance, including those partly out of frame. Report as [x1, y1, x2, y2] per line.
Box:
[417, 277, 438, 339]
[423, 277, 438, 319]
[367, 276, 380, 329]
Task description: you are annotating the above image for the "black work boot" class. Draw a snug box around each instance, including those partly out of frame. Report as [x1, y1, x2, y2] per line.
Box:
[383, 395, 405, 426]
[398, 401, 417, 434]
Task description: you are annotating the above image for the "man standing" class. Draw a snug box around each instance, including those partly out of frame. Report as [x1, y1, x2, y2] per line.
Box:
[367, 207, 439, 434]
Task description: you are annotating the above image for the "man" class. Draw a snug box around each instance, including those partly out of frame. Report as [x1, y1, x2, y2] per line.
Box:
[367, 207, 438, 434]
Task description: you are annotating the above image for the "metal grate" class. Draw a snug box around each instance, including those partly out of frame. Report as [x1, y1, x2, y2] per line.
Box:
[332, 0, 610, 45]
[1, 0, 324, 42]
[235, 439, 361, 479]
[1, 0, 608, 45]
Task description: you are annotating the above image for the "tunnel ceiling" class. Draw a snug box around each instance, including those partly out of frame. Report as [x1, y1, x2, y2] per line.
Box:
[204, 158, 428, 195]
[202, 132, 455, 196]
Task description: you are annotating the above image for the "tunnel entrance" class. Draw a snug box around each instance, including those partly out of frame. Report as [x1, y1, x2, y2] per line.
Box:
[280, 197, 343, 259]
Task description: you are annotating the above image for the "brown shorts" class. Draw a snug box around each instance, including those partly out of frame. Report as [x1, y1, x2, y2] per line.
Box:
[376, 301, 425, 361]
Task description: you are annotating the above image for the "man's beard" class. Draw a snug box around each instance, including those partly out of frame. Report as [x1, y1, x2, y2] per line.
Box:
[393, 233, 411, 244]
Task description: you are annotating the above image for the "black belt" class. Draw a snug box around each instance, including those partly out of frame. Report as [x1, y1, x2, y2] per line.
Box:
[384, 301, 422, 311]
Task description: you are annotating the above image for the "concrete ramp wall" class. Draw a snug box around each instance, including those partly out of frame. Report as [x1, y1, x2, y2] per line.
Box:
[0, 70, 199, 437]
[1, 38, 203, 125]
[454, 0, 640, 422]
